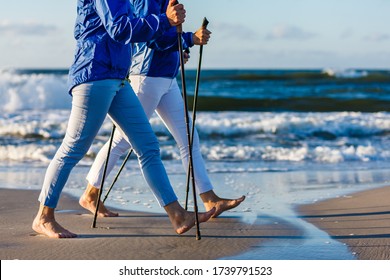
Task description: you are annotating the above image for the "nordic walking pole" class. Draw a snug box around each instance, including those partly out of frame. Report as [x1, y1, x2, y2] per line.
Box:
[184, 17, 209, 210]
[102, 149, 133, 203]
[173, 0, 201, 240]
[92, 124, 116, 228]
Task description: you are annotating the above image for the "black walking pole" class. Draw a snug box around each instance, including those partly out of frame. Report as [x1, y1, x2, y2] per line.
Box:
[102, 148, 133, 203]
[92, 124, 116, 228]
[174, 0, 201, 240]
[184, 17, 209, 210]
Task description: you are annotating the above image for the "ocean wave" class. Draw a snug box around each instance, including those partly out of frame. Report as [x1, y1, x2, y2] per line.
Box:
[1, 111, 389, 140]
[192, 111, 390, 138]
[0, 143, 56, 163]
[0, 110, 69, 139]
[0, 68, 70, 112]
[201, 143, 389, 163]
[1, 110, 389, 165]
[1, 137, 388, 165]
[322, 68, 368, 79]
[1, 68, 389, 167]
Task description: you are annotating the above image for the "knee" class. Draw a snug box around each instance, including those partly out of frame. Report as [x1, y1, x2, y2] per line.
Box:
[178, 139, 201, 158]
[111, 138, 131, 156]
[138, 147, 162, 167]
[57, 142, 87, 165]
[134, 139, 161, 163]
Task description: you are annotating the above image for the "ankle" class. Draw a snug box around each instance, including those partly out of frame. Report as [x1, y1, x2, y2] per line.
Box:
[164, 201, 186, 221]
[36, 204, 55, 221]
[82, 184, 100, 201]
[200, 190, 219, 203]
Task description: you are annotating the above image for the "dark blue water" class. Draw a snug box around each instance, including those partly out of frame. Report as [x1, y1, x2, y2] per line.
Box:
[182, 69, 390, 112]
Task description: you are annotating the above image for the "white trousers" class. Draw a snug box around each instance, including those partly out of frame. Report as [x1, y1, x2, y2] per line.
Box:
[86, 76, 213, 194]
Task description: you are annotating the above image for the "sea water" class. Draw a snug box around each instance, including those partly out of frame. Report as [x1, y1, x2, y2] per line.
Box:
[1, 68, 390, 259]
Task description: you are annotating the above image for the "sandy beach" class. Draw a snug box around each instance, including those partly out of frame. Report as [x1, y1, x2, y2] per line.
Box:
[1, 185, 389, 260]
[0, 188, 302, 260]
[298, 186, 390, 260]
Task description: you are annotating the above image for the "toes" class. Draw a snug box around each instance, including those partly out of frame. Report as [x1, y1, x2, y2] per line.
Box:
[176, 225, 191, 235]
[230, 196, 246, 206]
[102, 211, 119, 217]
[59, 232, 77, 238]
[58, 228, 77, 238]
[210, 196, 246, 218]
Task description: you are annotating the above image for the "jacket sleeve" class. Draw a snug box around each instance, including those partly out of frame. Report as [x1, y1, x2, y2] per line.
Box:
[95, 0, 171, 44]
[182, 31, 194, 49]
[147, 29, 194, 52]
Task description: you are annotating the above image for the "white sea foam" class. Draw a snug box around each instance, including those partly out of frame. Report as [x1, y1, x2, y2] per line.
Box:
[0, 110, 69, 138]
[1, 110, 390, 165]
[0, 69, 70, 112]
[188, 111, 390, 138]
[0, 143, 56, 163]
[322, 68, 368, 78]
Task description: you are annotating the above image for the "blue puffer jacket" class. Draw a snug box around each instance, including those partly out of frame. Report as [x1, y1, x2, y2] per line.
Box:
[129, 0, 194, 78]
[67, 0, 171, 93]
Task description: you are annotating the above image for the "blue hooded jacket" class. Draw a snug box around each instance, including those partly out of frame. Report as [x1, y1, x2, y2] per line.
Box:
[67, 0, 171, 93]
[129, 0, 194, 78]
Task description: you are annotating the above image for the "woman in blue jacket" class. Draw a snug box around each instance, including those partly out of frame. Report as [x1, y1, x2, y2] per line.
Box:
[80, 0, 245, 219]
[32, 0, 215, 238]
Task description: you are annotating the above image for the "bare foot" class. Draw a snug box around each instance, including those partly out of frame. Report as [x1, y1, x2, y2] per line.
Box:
[174, 208, 216, 235]
[201, 191, 246, 218]
[164, 201, 216, 235]
[79, 183, 119, 217]
[32, 205, 77, 238]
[79, 196, 119, 217]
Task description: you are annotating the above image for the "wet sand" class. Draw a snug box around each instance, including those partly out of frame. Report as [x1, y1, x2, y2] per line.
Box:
[298, 186, 390, 260]
[2, 185, 389, 260]
[0, 188, 301, 260]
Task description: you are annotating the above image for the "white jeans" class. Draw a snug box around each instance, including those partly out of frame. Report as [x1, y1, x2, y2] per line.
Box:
[87, 76, 213, 194]
[39, 80, 177, 208]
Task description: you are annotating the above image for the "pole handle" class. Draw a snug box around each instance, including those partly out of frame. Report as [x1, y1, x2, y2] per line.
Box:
[171, 0, 183, 33]
[202, 17, 209, 28]
[176, 24, 183, 34]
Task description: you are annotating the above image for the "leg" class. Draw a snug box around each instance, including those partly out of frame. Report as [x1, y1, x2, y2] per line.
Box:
[108, 82, 215, 233]
[32, 204, 77, 238]
[164, 201, 214, 234]
[156, 79, 245, 217]
[33, 80, 122, 238]
[81, 129, 130, 217]
[81, 76, 168, 216]
[79, 182, 120, 217]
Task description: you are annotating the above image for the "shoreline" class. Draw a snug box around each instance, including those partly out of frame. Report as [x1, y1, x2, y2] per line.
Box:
[0, 188, 301, 260]
[1, 185, 389, 260]
[297, 185, 390, 260]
